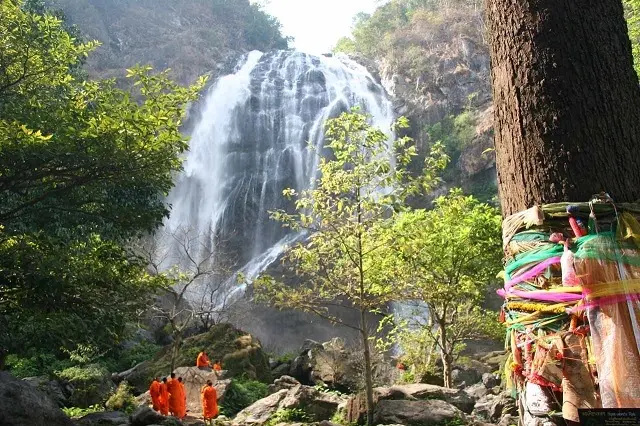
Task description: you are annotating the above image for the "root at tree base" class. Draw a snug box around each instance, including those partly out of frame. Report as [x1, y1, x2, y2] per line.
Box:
[498, 195, 640, 424]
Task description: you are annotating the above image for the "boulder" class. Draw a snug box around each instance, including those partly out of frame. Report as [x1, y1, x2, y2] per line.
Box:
[488, 392, 517, 423]
[480, 351, 508, 371]
[0, 371, 74, 426]
[171, 367, 229, 416]
[472, 394, 497, 421]
[127, 323, 271, 393]
[347, 383, 475, 423]
[482, 373, 499, 389]
[23, 375, 69, 407]
[268, 375, 300, 393]
[232, 389, 289, 425]
[288, 355, 312, 384]
[465, 382, 489, 400]
[376, 384, 475, 414]
[271, 362, 291, 380]
[76, 411, 129, 426]
[373, 399, 465, 426]
[129, 406, 165, 426]
[451, 361, 490, 387]
[232, 384, 346, 426]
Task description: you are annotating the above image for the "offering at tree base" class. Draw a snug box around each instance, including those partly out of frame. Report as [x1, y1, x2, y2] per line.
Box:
[499, 194, 640, 424]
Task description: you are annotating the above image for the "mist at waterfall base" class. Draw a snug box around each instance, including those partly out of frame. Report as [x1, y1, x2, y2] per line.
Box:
[158, 50, 396, 351]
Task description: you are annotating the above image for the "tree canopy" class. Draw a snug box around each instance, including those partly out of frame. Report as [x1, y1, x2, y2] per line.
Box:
[381, 189, 503, 387]
[0, 0, 204, 367]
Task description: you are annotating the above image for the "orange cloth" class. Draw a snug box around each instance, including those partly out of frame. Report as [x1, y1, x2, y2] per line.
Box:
[149, 380, 161, 412]
[173, 381, 187, 419]
[158, 382, 170, 416]
[167, 378, 180, 416]
[213, 363, 222, 371]
[196, 352, 210, 367]
[201, 385, 218, 420]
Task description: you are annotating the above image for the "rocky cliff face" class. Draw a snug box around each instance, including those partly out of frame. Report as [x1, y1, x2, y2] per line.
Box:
[50, 0, 288, 84]
[345, 5, 498, 202]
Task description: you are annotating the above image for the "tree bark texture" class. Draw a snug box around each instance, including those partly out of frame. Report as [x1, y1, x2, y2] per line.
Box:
[485, 0, 640, 216]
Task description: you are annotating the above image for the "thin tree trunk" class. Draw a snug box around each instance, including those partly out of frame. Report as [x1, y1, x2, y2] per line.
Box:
[170, 329, 182, 373]
[360, 309, 375, 426]
[485, 0, 640, 216]
[439, 320, 453, 388]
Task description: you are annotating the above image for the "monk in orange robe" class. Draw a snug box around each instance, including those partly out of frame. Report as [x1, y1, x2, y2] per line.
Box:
[196, 350, 211, 368]
[167, 373, 180, 416]
[158, 377, 170, 416]
[175, 377, 187, 419]
[149, 377, 161, 412]
[213, 360, 222, 371]
[201, 380, 218, 424]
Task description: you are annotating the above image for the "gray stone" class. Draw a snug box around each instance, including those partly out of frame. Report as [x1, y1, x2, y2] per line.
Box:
[232, 389, 289, 425]
[23, 375, 69, 407]
[0, 371, 73, 426]
[268, 375, 300, 393]
[76, 411, 129, 426]
[472, 394, 496, 421]
[465, 382, 489, 400]
[482, 372, 500, 388]
[129, 406, 165, 426]
[489, 392, 518, 423]
[374, 399, 465, 426]
[232, 384, 346, 426]
[375, 383, 475, 414]
[271, 362, 291, 379]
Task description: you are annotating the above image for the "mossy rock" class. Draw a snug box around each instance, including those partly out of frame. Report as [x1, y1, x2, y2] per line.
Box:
[127, 323, 271, 392]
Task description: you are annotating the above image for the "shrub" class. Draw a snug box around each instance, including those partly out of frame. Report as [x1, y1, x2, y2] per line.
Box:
[265, 408, 310, 426]
[219, 378, 269, 417]
[6, 353, 72, 378]
[62, 405, 104, 419]
[116, 341, 162, 371]
[105, 381, 137, 414]
[56, 364, 111, 408]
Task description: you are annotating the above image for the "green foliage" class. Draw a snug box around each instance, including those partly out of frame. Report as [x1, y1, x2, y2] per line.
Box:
[426, 111, 477, 181]
[331, 409, 357, 426]
[62, 405, 104, 419]
[379, 189, 503, 387]
[264, 408, 311, 426]
[314, 382, 347, 397]
[105, 381, 137, 414]
[209, 0, 290, 51]
[6, 353, 72, 378]
[255, 110, 447, 326]
[219, 378, 269, 417]
[56, 364, 110, 407]
[255, 109, 447, 425]
[625, 0, 640, 76]
[0, 0, 204, 366]
[334, 0, 483, 81]
[115, 342, 162, 372]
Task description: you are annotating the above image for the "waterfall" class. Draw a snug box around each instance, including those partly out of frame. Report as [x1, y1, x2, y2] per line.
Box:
[160, 50, 394, 304]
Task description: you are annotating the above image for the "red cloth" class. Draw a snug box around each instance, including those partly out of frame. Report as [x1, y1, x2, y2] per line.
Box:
[196, 352, 210, 367]
[201, 385, 218, 420]
[158, 382, 170, 416]
[149, 380, 161, 412]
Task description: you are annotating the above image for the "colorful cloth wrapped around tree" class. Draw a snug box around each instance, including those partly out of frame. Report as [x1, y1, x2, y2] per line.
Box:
[498, 195, 640, 425]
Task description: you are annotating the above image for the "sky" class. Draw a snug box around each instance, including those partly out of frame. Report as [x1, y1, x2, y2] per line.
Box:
[255, 0, 383, 54]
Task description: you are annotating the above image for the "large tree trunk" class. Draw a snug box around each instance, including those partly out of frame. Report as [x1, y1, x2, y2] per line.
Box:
[485, 0, 640, 216]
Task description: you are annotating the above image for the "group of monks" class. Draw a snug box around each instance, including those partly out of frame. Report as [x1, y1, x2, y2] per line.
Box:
[149, 373, 187, 419]
[148, 350, 222, 423]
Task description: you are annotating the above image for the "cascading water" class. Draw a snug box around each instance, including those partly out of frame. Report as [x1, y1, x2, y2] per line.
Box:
[160, 50, 395, 301]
